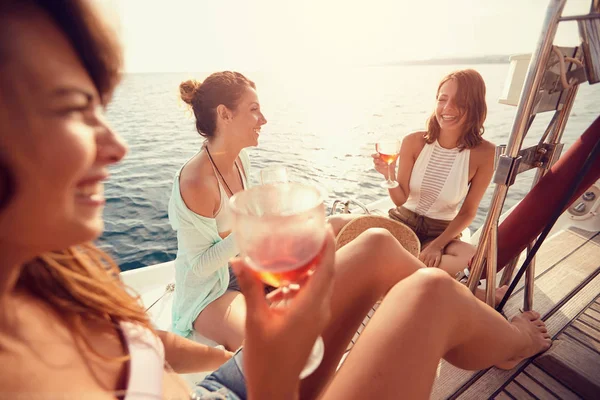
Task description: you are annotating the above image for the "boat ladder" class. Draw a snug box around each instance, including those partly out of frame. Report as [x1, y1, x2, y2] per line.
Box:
[469, 0, 600, 310]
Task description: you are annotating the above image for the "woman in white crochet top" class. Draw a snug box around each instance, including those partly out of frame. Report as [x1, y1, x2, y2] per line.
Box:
[0, 4, 550, 399]
[375, 70, 497, 277]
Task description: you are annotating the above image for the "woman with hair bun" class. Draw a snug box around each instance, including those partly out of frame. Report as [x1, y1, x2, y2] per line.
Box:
[0, 3, 551, 398]
[169, 72, 267, 349]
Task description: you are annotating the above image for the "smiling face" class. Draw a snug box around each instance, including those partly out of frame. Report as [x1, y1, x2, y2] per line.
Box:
[434, 78, 466, 133]
[0, 9, 127, 257]
[227, 87, 267, 148]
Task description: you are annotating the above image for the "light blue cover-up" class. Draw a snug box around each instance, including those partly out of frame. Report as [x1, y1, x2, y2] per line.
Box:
[168, 149, 251, 337]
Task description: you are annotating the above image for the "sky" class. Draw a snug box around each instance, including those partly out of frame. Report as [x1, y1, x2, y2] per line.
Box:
[100, 0, 593, 73]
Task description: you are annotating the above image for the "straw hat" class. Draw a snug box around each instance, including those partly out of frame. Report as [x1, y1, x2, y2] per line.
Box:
[335, 215, 420, 257]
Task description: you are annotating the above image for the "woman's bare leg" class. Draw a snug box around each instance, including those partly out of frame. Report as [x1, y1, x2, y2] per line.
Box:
[195, 227, 415, 354]
[436, 240, 476, 276]
[193, 291, 246, 351]
[300, 228, 425, 399]
[326, 214, 358, 236]
[322, 268, 551, 400]
[435, 240, 508, 304]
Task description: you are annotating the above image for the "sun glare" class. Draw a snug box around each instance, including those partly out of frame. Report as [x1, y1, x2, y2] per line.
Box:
[105, 0, 589, 73]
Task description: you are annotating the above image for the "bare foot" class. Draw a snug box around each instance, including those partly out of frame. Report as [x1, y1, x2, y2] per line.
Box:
[474, 285, 509, 305]
[495, 311, 552, 370]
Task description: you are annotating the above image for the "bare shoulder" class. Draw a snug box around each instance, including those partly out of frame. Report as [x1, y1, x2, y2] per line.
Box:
[477, 138, 496, 152]
[402, 131, 427, 151]
[471, 139, 496, 161]
[0, 295, 122, 397]
[179, 155, 219, 217]
[404, 131, 427, 145]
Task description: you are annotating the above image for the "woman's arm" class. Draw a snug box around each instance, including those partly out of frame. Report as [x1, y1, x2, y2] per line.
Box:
[178, 171, 240, 277]
[427, 209, 476, 251]
[232, 228, 337, 400]
[157, 330, 233, 373]
[182, 226, 239, 276]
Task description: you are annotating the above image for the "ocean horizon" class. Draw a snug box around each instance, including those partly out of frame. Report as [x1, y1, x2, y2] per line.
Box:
[99, 64, 600, 270]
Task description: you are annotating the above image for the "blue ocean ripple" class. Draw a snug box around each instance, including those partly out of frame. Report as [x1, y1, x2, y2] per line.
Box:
[99, 67, 600, 270]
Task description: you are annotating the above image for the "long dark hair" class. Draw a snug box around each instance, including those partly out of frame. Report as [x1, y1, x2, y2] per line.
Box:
[0, 0, 152, 358]
[424, 69, 487, 150]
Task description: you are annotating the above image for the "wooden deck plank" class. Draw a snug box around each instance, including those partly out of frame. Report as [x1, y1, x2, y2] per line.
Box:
[514, 372, 559, 399]
[505, 382, 536, 400]
[430, 361, 472, 399]
[442, 235, 600, 399]
[494, 391, 515, 400]
[562, 326, 600, 354]
[590, 229, 600, 244]
[524, 365, 581, 400]
[588, 302, 600, 313]
[571, 320, 600, 344]
[584, 307, 600, 320]
[502, 241, 600, 320]
[568, 226, 599, 241]
[430, 230, 597, 399]
[525, 365, 581, 400]
[578, 314, 600, 334]
[534, 338, 600, 399]
[504, 230, 594, 294]
[451, 266, 600, 400]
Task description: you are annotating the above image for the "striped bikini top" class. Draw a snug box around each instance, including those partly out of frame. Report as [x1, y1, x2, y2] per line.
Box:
[403, 140, 470, 221]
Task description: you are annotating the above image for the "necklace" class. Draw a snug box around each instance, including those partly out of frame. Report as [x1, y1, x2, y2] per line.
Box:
[205, 145, 238, 197]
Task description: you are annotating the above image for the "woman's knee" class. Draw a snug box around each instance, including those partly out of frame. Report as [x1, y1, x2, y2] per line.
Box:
[356, 227, 401, 250]
[446, 240, 476, 258]
[353, 228, 418, 278]
[335, 228, 407, 292]
[387, 267, 455, 305]
[327, 214, 356, 236]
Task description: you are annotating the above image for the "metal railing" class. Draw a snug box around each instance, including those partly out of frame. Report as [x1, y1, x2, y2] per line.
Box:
[467, 0, 600, 309]
[329, 199, 370, 216]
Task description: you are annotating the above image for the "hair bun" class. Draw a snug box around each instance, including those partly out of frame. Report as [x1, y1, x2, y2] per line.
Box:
[179, 79, 201, 105]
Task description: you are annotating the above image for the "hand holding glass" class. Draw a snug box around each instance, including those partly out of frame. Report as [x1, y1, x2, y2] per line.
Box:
[229, 183, 326, 379]
[375, 140, 400, 188]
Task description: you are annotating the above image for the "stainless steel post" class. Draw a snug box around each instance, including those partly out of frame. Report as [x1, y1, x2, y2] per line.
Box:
[486, 223, 498, 307]
[522, 85, 579, 310]
[505, 0, 567, 158]
[466, 0, 568, 304]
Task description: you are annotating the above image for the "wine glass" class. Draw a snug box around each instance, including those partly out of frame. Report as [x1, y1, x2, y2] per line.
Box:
[375, 140, 401, 188]
[229, 182, 326, 379]
[260, 166, 289, 185]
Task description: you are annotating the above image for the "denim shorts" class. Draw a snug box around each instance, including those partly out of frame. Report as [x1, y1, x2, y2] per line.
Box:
[226, 266, 243, 292]
[193, 350, 246, 400]
[226, 265, 275, 295]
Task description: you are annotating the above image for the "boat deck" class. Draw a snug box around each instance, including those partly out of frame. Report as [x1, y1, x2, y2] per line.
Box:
[344, 227, 600, 399]
[494, 295, 600, 400]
